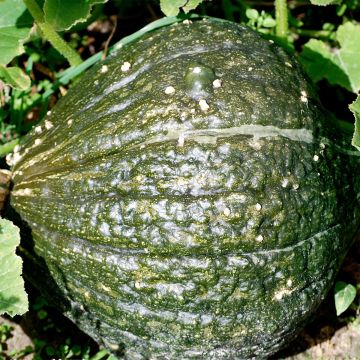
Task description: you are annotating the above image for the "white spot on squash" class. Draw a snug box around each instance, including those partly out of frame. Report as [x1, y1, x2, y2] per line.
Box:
[12, 188, 32, 196]
[223, 207, 231, 216]
[100, 65, 109, 73]
[34, 138, 42, 146]
[300, 90, 308, 103]
[34, 126, 42, 134]
[165, 86, 175, 95]
[255, 203, 262, 211]
[121, 62, 131, 72]
[256, 235, 264, 242]
[199, 99, 209, 112]
[213, 79, 222, 88]
[45, 120, 53, 130]
[178, 133, 185, 147]
[281, 178, 289, 188]
[313, 154, 319, 162]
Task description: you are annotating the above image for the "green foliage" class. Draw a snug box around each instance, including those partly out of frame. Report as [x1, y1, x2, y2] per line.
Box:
[0, 66, 31, 91]
[160, 0, 187, 16]
[350, 96, 360, 150]
[245, 9, 276, 31]
[334, 281, 357, 316]
[182, 0, 204, 13]
[336, 22, 360, 93]
[300, 22, 360, 94]
[0, 218, 28, 317]
[310, 0, 341, 4]
[160, 0, 204, 16]
[300, 39, 352, 91]
[0, 0, 32, 90]
[43, 0, 108, 31]
[0, 0, 33, 65]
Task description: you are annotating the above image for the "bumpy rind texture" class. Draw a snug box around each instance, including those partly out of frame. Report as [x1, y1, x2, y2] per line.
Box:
[10, 18, 360, 359]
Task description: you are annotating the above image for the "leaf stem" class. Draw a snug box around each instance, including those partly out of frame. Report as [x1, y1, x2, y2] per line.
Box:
[0, 139, 20, 157]
[296, 29, 332, 38]
[23, 0, 82, 67]
[275, 0, 288, 40]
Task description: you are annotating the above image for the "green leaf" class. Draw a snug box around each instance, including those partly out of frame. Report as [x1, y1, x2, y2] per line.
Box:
[246, 9, 259, 20]
[309, 0, 341, 5]
[350, 95, 360, 151]
[0, 0, 33, 65]
[0, 65, 31, 90]
[300, 39, 352, 90]
[43, 0, 108, 31]
[263, 17, 276, 28]
[160, 0, 187, 17]
[89, 349, 110, 360]
[0, 218, 28, 317]
[336, 22, 360, 93]
[182, 0, 204, 13]
[334, 281, 357, 316]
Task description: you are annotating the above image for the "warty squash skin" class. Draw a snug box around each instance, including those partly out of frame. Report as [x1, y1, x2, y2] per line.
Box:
[8, 18, 360, 359]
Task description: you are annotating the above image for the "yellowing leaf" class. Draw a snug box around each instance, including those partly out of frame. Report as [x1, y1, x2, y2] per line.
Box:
[0, 218, 28, 317]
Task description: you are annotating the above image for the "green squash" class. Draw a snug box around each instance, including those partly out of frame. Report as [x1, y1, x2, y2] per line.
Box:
[8, 18, 360, 359]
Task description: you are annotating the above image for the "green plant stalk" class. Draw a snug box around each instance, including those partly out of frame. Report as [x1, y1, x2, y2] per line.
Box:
[275, 0, 288, 39]
[296, 29, 332, 38]
[23, 0, 82, 67]
[0, 139, 20, 157]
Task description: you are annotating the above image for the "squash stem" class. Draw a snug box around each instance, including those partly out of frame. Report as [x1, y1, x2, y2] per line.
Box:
[275, 0, 288, 40]
[23, 0, 82, 67]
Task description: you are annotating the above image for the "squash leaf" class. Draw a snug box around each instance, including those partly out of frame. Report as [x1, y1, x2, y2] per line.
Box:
[43, 0, 108, 31]
[300, 39, 351, 91]
[334, 281, 357, 316]
[336, 22, 360, 94]
[0, 218, 28, 317]
[0, 65, 31, 90]
[300, 22, 360, 94]
[0, 0, 33, 65]
[183, 0, 204, 13]
[350, 95, 360, 151]
[160, 0, 187, 17]
[160, 0, 204, 16]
